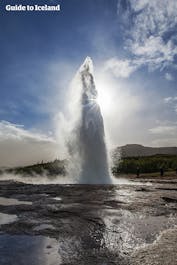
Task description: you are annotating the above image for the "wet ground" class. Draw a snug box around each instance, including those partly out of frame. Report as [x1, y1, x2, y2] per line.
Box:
[0, 178, 177, 264]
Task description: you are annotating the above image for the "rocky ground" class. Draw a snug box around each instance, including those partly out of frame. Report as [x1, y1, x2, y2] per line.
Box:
[0, 178, 177, 265]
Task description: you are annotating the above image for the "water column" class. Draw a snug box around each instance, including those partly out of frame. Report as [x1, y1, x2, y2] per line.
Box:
[78, 57, 111, 184]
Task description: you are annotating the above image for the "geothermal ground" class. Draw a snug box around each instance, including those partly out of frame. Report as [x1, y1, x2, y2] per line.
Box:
[0, 178, 177, 265]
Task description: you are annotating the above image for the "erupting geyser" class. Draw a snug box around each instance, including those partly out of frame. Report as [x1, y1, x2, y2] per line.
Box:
[67, 57, 111, 184]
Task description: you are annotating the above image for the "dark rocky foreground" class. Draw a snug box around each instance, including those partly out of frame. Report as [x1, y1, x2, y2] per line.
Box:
[0, 179, 177, 265]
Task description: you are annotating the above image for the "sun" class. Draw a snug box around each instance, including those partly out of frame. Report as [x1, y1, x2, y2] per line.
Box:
[95, 74, 128, 117]
[97, 89, 113, 114]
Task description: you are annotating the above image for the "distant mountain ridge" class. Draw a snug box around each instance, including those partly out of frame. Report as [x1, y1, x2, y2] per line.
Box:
[115, 144, 177, 158]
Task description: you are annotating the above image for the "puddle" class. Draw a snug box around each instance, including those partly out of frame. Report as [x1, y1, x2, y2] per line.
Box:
[0, 197, 32, 206]
[116, 189, 136, 203]
[113, 177, 153, 186]
[53, 197, 62, 201]
[34, 224, 55, 231]
[0, 234, 61, 265]
[0, 213, 17, 225]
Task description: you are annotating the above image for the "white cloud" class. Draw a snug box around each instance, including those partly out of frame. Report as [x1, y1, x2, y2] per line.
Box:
[149, 123, 177, 146]
[164, 97, 173, 103]
[103, 58, 138, 78]
[151, 137, 177, 147]
[147, 114, 177, 146]
[117, 0, 177, 71]
[164, 96, 177, 103]
[149, 125, 177, 135]
[0, 121, 55, 142]
[163, 96, 177, 113]
[0, 121, 58, 167]
[165, 73, 174, 81]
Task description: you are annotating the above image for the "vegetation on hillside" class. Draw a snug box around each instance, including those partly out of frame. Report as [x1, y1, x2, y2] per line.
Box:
[1, 159, 66, 176]
[112, 154, 177, 174]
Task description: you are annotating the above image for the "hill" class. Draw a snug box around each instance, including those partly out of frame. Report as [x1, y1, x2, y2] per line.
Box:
[114, 144, 177, 158]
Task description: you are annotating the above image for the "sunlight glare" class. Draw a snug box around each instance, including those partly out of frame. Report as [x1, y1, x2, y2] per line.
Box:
[97, 91, 112, 113]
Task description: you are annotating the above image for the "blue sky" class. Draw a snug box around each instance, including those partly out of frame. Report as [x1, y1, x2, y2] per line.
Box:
[0, 0, 177, 166]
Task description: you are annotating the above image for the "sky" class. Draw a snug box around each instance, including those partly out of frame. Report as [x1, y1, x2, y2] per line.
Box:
[0, 0, 177, 166]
